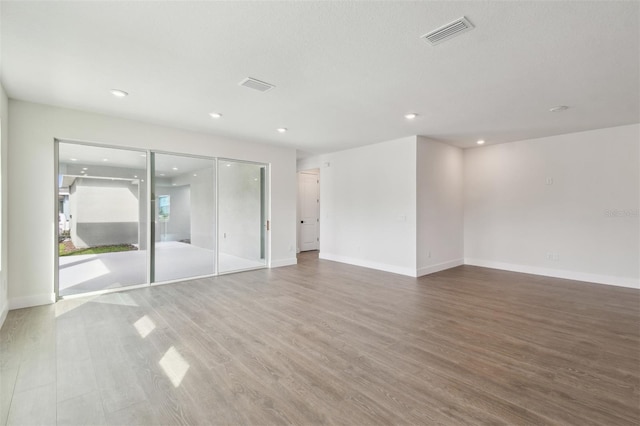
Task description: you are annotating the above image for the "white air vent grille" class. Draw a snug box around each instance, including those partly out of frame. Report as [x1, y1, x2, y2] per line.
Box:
[422, 17, 474, 45]
[239, 77, 275, 92]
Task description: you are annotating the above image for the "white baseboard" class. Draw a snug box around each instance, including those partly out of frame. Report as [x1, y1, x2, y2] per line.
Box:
[270, 257, 298, 268]
[417, 258, 464, 277]
[8, 292, 55, 310]
[319, 252, 416, 277]
[464, 258, 640, 289]
[0, 301, 7, 329]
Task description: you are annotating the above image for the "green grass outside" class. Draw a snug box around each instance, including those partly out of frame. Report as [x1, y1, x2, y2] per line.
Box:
[59, 243, 137, 257]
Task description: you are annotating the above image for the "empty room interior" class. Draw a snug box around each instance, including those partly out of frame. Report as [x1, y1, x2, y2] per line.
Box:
[0, 1, 639, 425]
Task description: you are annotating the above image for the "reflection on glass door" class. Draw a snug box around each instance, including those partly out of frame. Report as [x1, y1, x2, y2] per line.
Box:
[57, 143, 147, 296]
[57, 142, 269, 298]
[153, 153, 216, 282]
[218, 160, 267, 273]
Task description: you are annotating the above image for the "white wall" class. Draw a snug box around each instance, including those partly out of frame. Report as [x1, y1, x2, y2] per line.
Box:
[297, 156, 322, 172]
[301, 137, 464, 278]
[61, 160, 149, 246]
[464, 124, 640, 288]
[0, 83, 8, 327]
[218, 162, 263, 260]
[416, 137, 464, 275]
[155, 184, 191, 243]
[317, 136, 418, 276]
[72, 178, 140, 247]
[159, 166, 216, 249]
[8, 100, 297, 309]
[187, 167, 215, 250]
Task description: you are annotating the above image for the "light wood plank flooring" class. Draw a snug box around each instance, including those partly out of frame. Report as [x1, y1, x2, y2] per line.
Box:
[2, 251, 639, 425]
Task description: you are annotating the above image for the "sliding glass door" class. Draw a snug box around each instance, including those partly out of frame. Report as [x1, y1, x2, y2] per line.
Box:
[152, 153, 216, 282]
[218, 160, 268, 273]
[57, 142, 268, 298]
[57, 143, 148, 296]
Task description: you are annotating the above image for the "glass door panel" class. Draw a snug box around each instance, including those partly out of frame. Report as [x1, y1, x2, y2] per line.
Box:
[57, 142, 268, 298]
[153, 153, 216, 282]
[218, 160, 267, 273]
[57, 143, 147, 296]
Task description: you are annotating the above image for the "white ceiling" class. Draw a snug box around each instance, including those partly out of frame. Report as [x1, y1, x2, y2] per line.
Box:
[2, 1, 638, 156]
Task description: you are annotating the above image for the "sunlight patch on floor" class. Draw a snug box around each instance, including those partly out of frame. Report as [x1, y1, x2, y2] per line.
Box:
[159, 346, 190, 387]
[91, 292, 139, 307]
[134, 315, 156, 338]
[54, 295, 98, 318]
[59, 258, 109, 287]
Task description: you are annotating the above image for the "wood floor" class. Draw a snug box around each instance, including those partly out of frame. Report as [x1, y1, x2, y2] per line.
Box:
[1, 251, 639, 425]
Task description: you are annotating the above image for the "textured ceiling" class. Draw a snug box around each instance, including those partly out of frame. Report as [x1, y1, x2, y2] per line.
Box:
[1, 1, 638, 156]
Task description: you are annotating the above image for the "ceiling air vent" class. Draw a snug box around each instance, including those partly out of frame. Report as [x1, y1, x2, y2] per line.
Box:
[239, 77, 275, 92]
[422, 17, 474, 46]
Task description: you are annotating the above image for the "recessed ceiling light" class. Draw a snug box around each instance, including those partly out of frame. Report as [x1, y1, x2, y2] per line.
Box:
[172, 183, 177, 186]
[277, 128, 287, 133]
[110, 89, 128, 98]
[70, 158, 77, 161]
[193, 174, 197, 177]
[102, 158, 108, 162]
[82, 167, 88, 170]
[209, 112, 222, 119]
[226, 164, 232, 167]
[549, 105, 569, 112]
[140, 154, 146, 157]
[172, 167, 178, 171]
[160, 173, 165, 176]
[404, 113, 417, 120]
[477, 140, 485, 145]
[134, 175, 138, 178]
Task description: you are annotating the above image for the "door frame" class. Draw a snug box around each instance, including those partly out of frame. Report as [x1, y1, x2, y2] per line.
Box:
[54, 139, 270, 300]
[297, 168, 320, 253]
[54, 139, 152, 300]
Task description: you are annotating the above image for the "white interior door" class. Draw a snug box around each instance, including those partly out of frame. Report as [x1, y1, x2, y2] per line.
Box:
[298, 172, 319, 251]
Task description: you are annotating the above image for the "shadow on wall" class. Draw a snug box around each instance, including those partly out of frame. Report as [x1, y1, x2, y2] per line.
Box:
[75, 222, 139, 247]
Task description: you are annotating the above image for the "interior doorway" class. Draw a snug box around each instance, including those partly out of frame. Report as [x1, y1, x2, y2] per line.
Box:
[297, 169, 319, 252]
